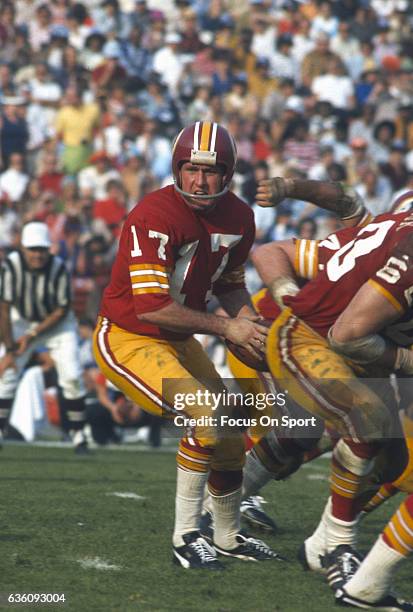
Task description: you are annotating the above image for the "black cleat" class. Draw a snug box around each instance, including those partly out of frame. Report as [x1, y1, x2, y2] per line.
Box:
[173, 531, 224, 570]
[324, 545, 363, 591]
[240, 496, 277, 533]
[214, 532, 286, 562]
[335, 587, 413, 611]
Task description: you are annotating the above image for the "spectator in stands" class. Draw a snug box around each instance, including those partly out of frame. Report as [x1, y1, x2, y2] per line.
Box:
[345, 136, 378, 185]
[0, 152, 29, 204]
[355, 167, 393, 215]
[300, 32, 344, 88]
[78, 150, 120, 200]
[282, 117, 320, 174]
[0, 96, 29, 170]
[55, 84, 100, 174]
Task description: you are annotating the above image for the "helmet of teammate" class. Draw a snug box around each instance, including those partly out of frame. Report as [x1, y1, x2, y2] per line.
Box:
[172, 121, 237, 200]
[390, 190, 413, 213]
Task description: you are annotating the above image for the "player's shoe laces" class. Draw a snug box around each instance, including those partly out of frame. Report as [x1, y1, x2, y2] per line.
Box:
[297, 539, 327, 574]
[172, 531, 224, 570]
[214, 532, 286, 562]
[240, 496, 277, 533]
[324, 545, 363, 591]
[335, 587, 413, 611]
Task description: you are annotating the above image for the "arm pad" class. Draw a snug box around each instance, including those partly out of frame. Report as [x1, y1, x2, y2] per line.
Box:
[327, 328, 386, 364]
[395, 347, 413, 375]
[338, 184, 366, 220]
[268, 276, 299, 308]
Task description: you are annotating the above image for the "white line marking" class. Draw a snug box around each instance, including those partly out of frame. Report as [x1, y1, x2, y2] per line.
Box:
[77, 557, 122, 571]
[307, 474, 329, 481]
[106, 492, 146, 500]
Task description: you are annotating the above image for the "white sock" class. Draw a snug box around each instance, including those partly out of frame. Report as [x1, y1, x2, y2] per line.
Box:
[242, 451, 272, 498]
[326, 509, 359, 552]
[304, 496, 330, 571]
[210, 487, 242, 550]
[345, 535, 405, 602]
[173, 468, 209, 547]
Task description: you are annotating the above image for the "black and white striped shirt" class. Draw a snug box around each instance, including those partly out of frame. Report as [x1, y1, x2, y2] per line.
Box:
[0, 251, 71, 322]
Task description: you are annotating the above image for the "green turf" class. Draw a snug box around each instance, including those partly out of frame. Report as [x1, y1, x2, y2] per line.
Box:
[1, 444, 412, 612]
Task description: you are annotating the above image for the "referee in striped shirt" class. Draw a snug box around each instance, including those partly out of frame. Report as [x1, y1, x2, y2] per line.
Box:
[0, 222, 88, 452]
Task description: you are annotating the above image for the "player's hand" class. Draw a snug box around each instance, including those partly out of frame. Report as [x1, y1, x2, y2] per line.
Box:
[225, 317, 269, 359]
[256, 177, 294, 208]
[0, 353, 17, 376]
[15, 334, 33, 356]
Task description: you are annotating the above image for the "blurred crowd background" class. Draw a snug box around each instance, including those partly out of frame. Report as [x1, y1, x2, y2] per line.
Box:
[2, 0, 413, 444]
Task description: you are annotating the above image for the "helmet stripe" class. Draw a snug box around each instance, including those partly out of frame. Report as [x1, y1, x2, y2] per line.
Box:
[210, 122, 218, 153]
[200, 121, 211, 151]
[194, 121, 200, 150]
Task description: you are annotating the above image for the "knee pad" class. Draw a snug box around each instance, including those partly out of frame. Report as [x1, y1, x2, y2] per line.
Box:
[334, 439, 375, 476]
[254, 432, 304, 480]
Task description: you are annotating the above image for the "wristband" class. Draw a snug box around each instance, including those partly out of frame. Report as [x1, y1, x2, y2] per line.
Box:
[27, 327, 39, 338]
[269, 276, 299, 308]
[395, 347, 413, 375]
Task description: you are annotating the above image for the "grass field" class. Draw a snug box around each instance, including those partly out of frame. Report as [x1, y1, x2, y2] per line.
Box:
[1, 443, 412, 612]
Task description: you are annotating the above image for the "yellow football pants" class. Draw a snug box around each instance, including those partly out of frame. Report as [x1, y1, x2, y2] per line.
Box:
[266, 307, 395, 442]
[93, 317, 244, 470]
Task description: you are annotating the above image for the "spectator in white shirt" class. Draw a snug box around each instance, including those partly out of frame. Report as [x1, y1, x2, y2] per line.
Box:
[310, 1, 339, 40]
[311, 58, 355, 112]
[152, 32, 185, 97]
[0, 153, 29, 203]
[77, 151, 121, 200]
[291, 17, 314, 63]
[330, 21, 361, 74]
[270, 34, 299, 83]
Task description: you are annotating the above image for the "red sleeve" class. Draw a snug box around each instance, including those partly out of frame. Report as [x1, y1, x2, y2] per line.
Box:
[370, 232, 413, 313]
[125, 211, 175, 315]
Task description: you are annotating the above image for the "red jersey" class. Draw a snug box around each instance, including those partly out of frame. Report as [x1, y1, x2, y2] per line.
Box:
[99, 185, 255, 339]
[285, 211, 413, 337]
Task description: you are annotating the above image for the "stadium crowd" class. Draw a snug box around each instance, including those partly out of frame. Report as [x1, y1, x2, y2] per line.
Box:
[1, 0, 413, 442]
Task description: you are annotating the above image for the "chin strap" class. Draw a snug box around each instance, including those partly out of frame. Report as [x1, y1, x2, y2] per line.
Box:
[174, 182, 230, 200]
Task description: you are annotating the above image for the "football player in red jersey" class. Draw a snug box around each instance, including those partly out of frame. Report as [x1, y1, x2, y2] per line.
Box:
[250, 177, 413, 590]
[92, 122, 282, 569]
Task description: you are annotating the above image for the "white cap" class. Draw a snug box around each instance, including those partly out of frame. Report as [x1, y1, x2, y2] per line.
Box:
[285, 95, 304, 113]
[165, 32, 182, 44]
[21, 222, 51, 248]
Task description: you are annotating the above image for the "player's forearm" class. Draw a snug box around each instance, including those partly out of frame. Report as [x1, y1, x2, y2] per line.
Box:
[251, 242, 296, 288]
[138, 301, 230, 337]
[29, 307, 69, 338]
[257, 178, 366, 226]
[218, 289, 256, 318]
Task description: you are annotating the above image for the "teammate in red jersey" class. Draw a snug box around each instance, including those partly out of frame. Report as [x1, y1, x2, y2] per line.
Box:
[250, 177, 413, 590]
[93, 122, 282, 569]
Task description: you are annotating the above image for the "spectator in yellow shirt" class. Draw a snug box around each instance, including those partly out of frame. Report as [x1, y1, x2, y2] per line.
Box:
[55, 85, 100, 175]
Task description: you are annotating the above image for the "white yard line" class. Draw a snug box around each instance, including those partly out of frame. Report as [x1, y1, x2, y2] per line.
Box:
[306, 473, 329, 481]
[106, 492, 146, 500]
[77, 557, 122, 571]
